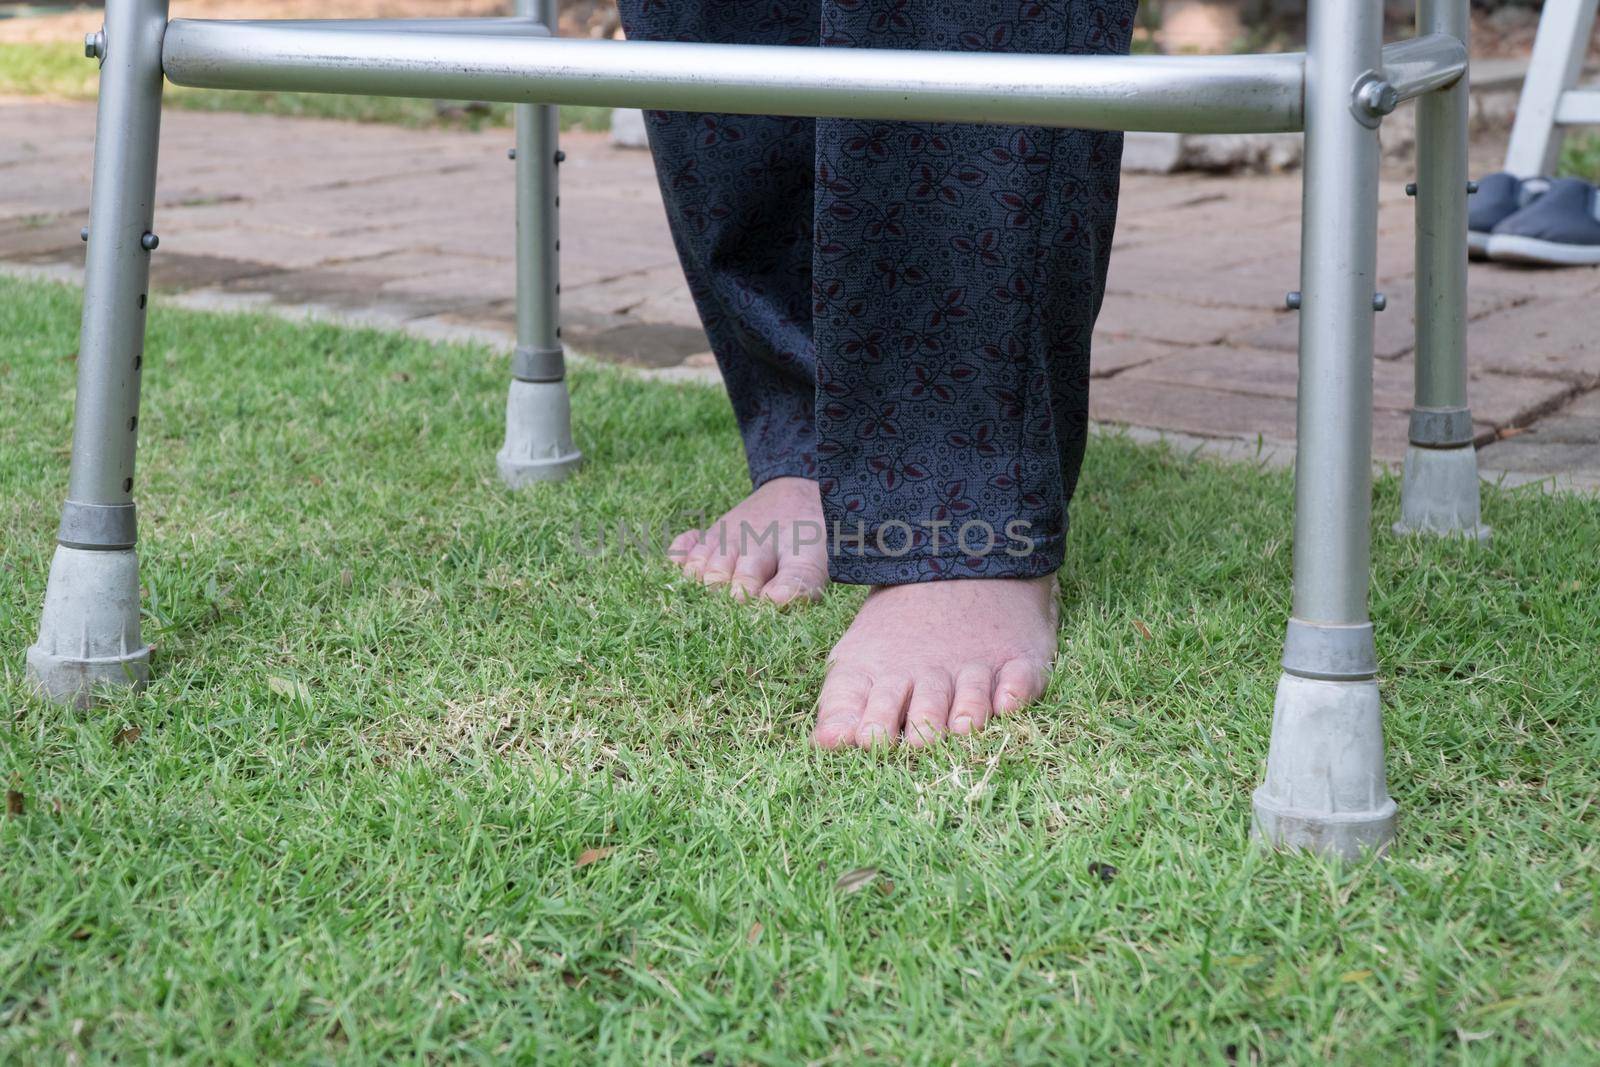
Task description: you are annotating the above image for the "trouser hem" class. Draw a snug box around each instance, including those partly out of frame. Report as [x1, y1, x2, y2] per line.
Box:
[826, 530, 1066, 586]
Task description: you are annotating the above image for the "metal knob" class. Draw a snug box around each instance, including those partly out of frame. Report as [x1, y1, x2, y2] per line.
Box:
[1356, 78, 1399, 118]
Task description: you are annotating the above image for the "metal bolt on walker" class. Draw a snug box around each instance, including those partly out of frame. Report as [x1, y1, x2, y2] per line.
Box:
[1408, 179, 1478, 196]
[1353, 73, 1400, 125]
[31, 0, 1484, 861]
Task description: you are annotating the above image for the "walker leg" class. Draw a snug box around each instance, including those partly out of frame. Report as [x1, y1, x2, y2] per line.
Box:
[1252, 0, 1396, 859]
[1395, 0, 1490, 543]
[498, 0, 581, 486]
[28, 0, 169, 707]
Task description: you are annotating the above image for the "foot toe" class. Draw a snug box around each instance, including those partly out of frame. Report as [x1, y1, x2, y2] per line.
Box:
[699, 547, 740, 587]
[761, 558, 828, 606]
[947, 663, 995, 736]
[904, 669, 954, 747]
[730, 550, 779, 603]
[993, 656, 1049, 715]
[812, 667, 873, 749]
[855, 673, 912, 748]
[668, 529, 702, 564]
[681, 535, 716, 580]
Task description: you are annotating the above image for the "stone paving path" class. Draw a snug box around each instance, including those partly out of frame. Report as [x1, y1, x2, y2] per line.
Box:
[4, 99, 1599, 486]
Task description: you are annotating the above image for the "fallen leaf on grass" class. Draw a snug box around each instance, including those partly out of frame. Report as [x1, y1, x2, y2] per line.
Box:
[1088, 861, 1118, 884]
[746, 921, 763, 945]
[834, 867, 879, 895]
[1133, 619, 1153, 640]
[267, 676, 312, 703]
[575, 846, 614, 869]
[6, 790, 23, 816]
[113, 725, 141, 746]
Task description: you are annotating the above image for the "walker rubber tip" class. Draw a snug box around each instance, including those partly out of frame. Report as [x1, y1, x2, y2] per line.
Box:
[1393, 444, 1492, 543]
[1252, 673, 1397, 861]
[497, 379, 582, 487]
[26, 546, 151, 708]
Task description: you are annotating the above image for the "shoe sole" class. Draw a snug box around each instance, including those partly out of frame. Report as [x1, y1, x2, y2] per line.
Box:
[1485, 233, 1600, 266]
[1468, 230, 1491, 260]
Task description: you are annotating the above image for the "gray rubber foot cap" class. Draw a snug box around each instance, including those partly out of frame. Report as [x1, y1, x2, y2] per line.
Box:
[26, 545, 151, 707]
[1392, 444, 1492, 543]
[497, 379, 582, 487]
[1252, 673, 1397, 860]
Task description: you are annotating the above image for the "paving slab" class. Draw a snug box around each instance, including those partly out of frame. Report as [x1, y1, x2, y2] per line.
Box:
[1095, 294, 1275, 347]
[1087, 338, 1191, 378]
[1477, 416, 1600, 478]
[1090, 376, 1304, 447]
[1237, 283, 1531, 360]
[1464, 297, 1600, 384]
[1114, 346, 1511, 459]
[3, 98, 1597, 485]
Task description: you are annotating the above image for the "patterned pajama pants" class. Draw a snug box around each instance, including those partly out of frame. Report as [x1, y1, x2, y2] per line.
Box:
[615, 0, 1136, 585]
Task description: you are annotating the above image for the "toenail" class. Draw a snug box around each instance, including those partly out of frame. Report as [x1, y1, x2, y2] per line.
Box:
[950, 715, 973, 733]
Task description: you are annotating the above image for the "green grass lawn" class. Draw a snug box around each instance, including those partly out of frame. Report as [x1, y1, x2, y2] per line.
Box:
[1, 274, 1597, 1063]
[0, 40, 612, 132]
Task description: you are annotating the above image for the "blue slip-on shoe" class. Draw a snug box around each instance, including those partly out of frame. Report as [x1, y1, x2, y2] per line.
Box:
[1486, 177, 1600, 266]
[1468, 172, 1549, 260]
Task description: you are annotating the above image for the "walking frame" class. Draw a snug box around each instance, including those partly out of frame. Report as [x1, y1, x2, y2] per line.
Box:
[30, 0, 1489, 859]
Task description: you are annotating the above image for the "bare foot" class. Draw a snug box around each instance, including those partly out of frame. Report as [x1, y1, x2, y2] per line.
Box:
[669, 476, 829, 605]
[812, 575, 1059, 748]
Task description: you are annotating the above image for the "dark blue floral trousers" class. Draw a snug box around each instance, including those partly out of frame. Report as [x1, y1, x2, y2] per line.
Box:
[616, 0, 1136, 585]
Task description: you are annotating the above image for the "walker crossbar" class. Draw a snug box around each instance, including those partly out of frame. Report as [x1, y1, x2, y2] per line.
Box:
[163, 22, 1309, 133]
[160, 24, 1469, 135]
[32, 0, 1491, 861]
[1382, 33, 1468, 103]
